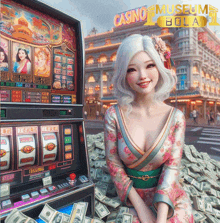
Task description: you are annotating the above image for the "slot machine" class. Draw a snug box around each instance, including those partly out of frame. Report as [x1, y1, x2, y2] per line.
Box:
[0, 0, 95, 221]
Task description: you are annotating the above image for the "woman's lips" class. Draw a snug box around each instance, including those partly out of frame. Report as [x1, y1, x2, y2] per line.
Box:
[137, 81, 151, 88]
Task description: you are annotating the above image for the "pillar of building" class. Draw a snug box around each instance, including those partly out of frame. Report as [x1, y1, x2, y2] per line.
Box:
[203, 100, 206, 119]
[214, 100, 217, 116]
[188, 60, 194, 89]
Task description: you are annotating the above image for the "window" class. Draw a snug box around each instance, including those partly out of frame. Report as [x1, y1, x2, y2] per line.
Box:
[86, 57, 94, 65]
[110, 52, 117, 62]
[193, 81, 199, 88]
[98, 55, 107, 63]
[177, 66, 187, 90]
[102, 74, 107, 81]
[103, 86, 107, 93]
[89, 87, 94, 94]
[88, 75, 95, 82]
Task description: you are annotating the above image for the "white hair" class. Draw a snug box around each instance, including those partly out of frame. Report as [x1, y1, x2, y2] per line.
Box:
[112, 34, 177, 117]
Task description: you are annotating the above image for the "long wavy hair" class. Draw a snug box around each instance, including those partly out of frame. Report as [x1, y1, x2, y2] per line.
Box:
[0, 47, 8, 63]
[16, 48, 31, 62]
[112, 34, 177, 117]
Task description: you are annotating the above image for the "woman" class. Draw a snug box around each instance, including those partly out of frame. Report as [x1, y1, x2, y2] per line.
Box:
[14, 48, 31, 74]
[104, 35, 194, 223]
[35, 49, 50, 77]
[0, 46, 9, 71]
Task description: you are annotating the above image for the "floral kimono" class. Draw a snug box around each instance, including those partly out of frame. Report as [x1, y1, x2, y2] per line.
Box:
[104, 105, 194, 223]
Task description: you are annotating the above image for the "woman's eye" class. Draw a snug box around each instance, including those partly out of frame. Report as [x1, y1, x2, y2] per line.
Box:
[127, 68, 136, 73]
[147, 63, 156, 68]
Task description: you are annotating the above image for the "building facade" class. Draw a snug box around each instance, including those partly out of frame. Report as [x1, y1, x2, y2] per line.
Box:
[84, 20, 220, 119]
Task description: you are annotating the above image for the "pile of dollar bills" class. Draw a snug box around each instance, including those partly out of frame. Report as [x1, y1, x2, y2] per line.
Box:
[87, 132, 220, 223]
[4, 132, 220, 223]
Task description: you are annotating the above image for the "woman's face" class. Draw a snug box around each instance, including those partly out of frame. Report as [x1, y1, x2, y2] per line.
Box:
[18, 49, 26, 61]
[0, 52, 5, 63]
[38, 52, 46, 67]
[126, 51, 159, 96]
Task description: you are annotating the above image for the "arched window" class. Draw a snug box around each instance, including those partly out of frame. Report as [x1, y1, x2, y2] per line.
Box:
[88, 75, 95, 82]
[89, 87, 94, 94]
[102, 73, 107, 81]
[211, 76, 215, 81]
[193, 81, 199, 88]
[206, 74, 210, 79]
[95, 85, 100, 91]
[211, 87, 215, 93]
[201, 70, 205, 77]
[103, 86, 107, 93]
[98, 54, 107, 63]
[110, 52, 117, 62]
[201, 83, 205, 91]
[193, 66, 199, 74]
[86, 56, 94, 65]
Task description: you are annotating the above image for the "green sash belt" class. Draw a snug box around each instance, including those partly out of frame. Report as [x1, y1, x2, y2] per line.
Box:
[126, 166, 163, 189]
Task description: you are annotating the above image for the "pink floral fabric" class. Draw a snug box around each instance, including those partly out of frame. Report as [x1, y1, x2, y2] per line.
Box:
[104, 105, 194, 223]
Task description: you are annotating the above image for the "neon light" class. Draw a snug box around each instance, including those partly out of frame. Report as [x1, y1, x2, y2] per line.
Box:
[114, 6, 147, 27]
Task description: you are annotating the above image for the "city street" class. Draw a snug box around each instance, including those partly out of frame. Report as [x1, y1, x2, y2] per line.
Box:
[84, 120, 220, 162]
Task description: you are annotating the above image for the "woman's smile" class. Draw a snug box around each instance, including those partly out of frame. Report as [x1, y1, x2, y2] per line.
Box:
[126, 51, 159, 95]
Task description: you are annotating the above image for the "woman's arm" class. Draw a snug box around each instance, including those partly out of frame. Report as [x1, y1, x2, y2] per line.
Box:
[155, 202, 169, 223]
[104, 106, 133, 204]
[128, 187, 156, 223]
[152, 109, 186, 220]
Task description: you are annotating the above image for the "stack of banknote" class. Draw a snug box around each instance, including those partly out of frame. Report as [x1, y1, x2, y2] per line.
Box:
[5, 208, 37, 223]
[87, 133, 220, 223]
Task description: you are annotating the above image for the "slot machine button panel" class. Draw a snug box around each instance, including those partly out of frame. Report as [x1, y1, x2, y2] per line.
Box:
[1, 199, 12, 209]
[21, 194, 30, 202]
[40, 188, 48, 196]
[31, 191, 39, 199]
[48, 186, 57, 192]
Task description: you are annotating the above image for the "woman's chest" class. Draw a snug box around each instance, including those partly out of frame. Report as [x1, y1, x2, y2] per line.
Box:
[125, 116, 166, 153]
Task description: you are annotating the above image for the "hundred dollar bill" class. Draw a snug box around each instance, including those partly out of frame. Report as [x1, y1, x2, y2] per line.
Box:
[116, 207, 129, 223]
[93, 217, 105, 223]
[192, 210, 206, 222]
[5, 209, 28, 223]
[90, 168, 96, 179]
[204, 202, 213, 214]
[106, 211, 118, 222]
[25, 218, 38, 223]
[201, 182, 211, 192]
[96, 168, 104, 180]
[121, 213, 133, 223]
[188, 185, 200, 197]
[191, 180, 202, 191]
[193, 197, 205, 212]
[69, 202, 88, 223]
[101, 196, 121, 208]
[85, 216, 92, 223]
[184, 146, 197, 163]
[95, 201, 110, 219]
[205, 213, 216, 223]
[213, 207, 220, 218]
[101, 174, 111, 184]
[39, 204, 57, 223]
[96, 182, 109, 196]
[95, 187, 106, 201]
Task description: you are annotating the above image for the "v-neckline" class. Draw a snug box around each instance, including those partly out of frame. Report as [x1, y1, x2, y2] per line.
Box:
[117, 105, 174, 155]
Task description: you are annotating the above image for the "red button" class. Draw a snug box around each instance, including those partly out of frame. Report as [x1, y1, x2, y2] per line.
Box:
[70, 173, 76, 180]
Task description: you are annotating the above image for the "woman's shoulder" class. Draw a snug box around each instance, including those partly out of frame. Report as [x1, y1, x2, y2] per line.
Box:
[105, 105, 117, 118]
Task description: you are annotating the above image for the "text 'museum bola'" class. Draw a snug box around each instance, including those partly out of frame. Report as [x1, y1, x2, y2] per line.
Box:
[104, 34, 194, 223]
